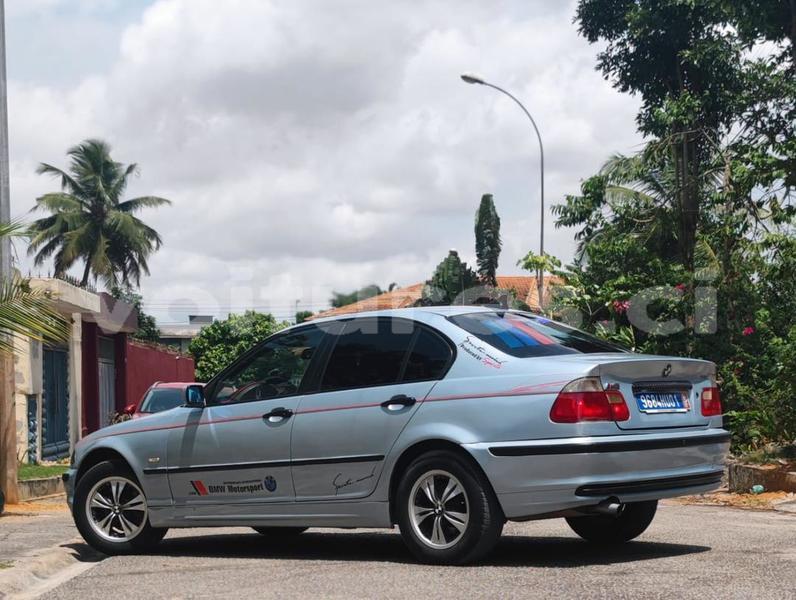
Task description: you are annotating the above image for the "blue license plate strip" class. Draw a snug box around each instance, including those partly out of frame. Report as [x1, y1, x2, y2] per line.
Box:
[634, 391, 688, 413]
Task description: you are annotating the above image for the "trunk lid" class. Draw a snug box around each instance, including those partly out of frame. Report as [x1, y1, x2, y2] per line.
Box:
[570, 354, 715, 430]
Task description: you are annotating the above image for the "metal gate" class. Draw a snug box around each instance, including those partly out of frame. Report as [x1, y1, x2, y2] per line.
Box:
[98, 337, 116, 428]
[42, 347, 69, 460]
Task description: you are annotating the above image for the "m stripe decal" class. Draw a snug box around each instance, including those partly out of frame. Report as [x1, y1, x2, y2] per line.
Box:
[190, 480, 209, 495]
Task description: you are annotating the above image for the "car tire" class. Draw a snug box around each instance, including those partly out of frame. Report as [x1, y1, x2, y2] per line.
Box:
[252, 527, 308, 536]
[396, 450, 504, 565]
[565, 500, 658, 544]
[73, 460, 167, 555]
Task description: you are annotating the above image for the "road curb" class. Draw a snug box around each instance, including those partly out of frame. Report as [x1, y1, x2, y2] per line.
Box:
[0, 538, 103, 599]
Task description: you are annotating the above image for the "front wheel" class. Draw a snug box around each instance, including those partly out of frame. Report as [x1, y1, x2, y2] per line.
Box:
[396, 450, 504, 565]
[73, 460, 167, 555]
[566, 500, 658, 544]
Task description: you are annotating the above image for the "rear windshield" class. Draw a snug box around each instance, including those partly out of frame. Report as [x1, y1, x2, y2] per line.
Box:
[139, 388, 185, 413]
[448, 312, 626, 358]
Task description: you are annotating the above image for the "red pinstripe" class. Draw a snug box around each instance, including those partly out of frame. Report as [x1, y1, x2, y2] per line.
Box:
[93, 380, 566, 439]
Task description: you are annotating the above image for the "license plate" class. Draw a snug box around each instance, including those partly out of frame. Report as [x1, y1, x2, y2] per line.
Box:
[634, 391, 688, 413]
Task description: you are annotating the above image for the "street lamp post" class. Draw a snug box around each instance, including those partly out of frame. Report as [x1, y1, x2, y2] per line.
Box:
[460, 73, 545, 311]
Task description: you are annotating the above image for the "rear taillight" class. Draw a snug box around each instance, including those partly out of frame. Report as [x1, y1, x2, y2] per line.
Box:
[550, 377, 630, 423]
[701, 386, 722, 416]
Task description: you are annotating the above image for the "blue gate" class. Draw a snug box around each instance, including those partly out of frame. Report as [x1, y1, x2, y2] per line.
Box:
[42, 347, 69, 460]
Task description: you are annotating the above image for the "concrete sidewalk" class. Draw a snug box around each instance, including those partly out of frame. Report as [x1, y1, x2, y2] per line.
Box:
[0, 497, 101, 599]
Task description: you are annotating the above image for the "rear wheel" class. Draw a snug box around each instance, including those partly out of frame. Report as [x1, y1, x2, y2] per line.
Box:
[73, 461, 167, 555]
[396, 450, 503, 565]
[252, 527, 308, 536]
[566, 500, 658, 544]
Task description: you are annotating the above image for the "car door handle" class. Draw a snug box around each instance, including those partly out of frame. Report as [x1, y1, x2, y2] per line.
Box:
[263, 407, 293, 423]
[381, 395, 416, 411]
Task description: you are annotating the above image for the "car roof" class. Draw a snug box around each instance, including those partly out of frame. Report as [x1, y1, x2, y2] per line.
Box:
[306, 305, 496, 326]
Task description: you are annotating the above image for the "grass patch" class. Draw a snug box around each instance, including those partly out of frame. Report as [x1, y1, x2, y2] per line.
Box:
[0, 561, 13, 570]
[17, 463, 68, 481]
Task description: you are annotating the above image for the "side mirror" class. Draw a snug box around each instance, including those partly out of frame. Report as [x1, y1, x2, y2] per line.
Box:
[123, 403, 137, 415]
[185, 384, 206, 408]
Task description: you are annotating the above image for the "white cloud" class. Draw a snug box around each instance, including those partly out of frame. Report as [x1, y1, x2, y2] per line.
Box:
[6, 0, 642, 322]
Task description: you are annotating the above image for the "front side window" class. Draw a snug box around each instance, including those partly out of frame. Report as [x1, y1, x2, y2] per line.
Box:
[449, 311, 626, 358]
[212, 325, 325, 404]
[320, 318, 416, 391]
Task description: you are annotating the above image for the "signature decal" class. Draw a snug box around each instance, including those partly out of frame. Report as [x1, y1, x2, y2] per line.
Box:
[458, 336, 508, 369]
[332, 465, 377, 495]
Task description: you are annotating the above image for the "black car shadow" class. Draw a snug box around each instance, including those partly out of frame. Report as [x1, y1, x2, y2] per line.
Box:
[60, 541, 105, 563]
[140, 530, 710, 568]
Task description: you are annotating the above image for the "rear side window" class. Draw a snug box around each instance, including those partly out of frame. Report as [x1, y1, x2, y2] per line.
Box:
[449, 312, 625, 358]
[139, 388, 184, 413]
[402, 328, 452, 383]
[321, 318, 415, 391]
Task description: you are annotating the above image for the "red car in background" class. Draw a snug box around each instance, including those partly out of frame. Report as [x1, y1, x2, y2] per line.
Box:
[124, 382, 203, 418]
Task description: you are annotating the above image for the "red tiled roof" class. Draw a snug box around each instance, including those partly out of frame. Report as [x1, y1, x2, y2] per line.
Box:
[311, 275, 562, 320]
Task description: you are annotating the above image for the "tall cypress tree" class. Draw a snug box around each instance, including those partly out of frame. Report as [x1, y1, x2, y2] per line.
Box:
[474, 194, 501, 286]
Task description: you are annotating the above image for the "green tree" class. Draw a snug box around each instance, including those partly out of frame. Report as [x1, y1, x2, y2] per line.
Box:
[474, 194, 501, 286]
[0, 222, 70, 354]
[295, 310, 313, 324]
[576, 0, 744, 269]
[188, 311, 288, 381]
[550, 143, 796, 450]
[330, 284, 383, 308]
[421, 250, 480, 305]
[28, 139, 171, 287]
[110, 285, 160, 343]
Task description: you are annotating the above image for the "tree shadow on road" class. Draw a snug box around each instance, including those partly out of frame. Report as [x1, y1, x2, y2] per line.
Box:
[144, 530, 710, 568]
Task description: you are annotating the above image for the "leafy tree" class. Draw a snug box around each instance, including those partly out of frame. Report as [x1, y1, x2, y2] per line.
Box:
[421, 250, 480, 305]
[576, 0, 744, 269]
[28, 139, 171, 287]
[295, 310, 313, 324]
[110, 285, 160, 343]
[330, 284, 383, 308]
[188, 311, 288, 381]
[0, 223, 71, 354]
[474, 194, 502, 286]
[550, 144, 796, 450]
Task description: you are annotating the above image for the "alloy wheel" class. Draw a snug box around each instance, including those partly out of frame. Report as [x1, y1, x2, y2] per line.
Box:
[86, 476, 148, 543]
[408, 469, 470, 549]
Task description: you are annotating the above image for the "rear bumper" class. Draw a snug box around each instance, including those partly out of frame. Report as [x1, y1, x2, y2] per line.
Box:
[464, 429, 729, 520]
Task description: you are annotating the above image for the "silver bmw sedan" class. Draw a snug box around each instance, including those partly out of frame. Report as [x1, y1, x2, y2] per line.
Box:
[64, 307, 729, 564]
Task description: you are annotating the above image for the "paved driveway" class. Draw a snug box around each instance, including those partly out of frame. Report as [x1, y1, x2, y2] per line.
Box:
[32, 502, 795, 600]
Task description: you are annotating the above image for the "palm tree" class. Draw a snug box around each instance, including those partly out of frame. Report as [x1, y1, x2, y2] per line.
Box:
[0, 222, 69, 354]
[27, 139, 171, 287]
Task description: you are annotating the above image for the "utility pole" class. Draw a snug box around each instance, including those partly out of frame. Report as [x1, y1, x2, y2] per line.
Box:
[0, 0, 18, 504]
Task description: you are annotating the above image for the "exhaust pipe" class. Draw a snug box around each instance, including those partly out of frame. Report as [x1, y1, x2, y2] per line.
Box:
[575, 498, 622, 517]
[592, 502, 622, 516]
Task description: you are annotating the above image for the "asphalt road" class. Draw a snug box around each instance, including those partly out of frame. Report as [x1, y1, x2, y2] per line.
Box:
[25, 502, 796, 599]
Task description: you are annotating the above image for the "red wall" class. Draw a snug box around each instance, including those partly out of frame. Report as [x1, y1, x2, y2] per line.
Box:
[81, 321, 100, 436]
[124, 340, 196, 409]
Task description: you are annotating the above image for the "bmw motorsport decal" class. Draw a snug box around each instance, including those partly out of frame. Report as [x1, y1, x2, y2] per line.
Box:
[189, 477, 277, 496]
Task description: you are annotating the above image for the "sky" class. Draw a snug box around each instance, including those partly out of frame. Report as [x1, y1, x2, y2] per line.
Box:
[5, 0, 643, 323]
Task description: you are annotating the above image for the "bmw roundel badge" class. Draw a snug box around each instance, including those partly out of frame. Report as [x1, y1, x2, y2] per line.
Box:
[264, 476, 277, 492]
